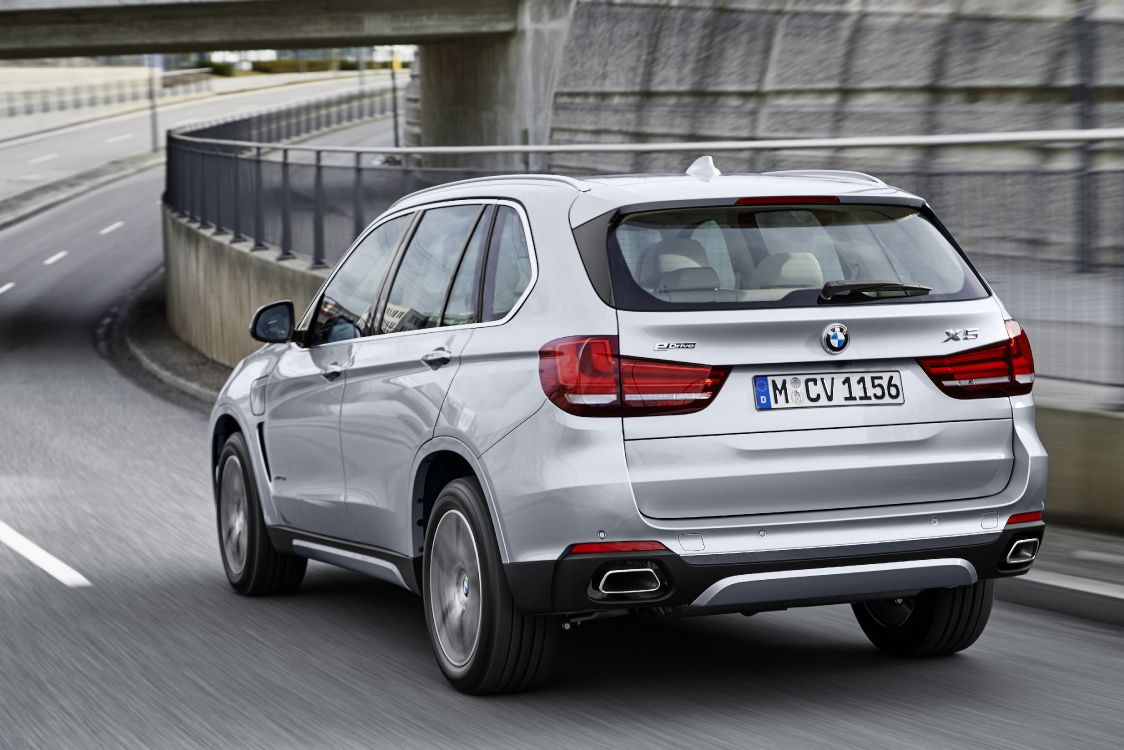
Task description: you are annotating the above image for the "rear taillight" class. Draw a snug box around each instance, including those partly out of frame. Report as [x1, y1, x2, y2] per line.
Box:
[917, 320, 1034, 399]
[538, 335, 730, 417]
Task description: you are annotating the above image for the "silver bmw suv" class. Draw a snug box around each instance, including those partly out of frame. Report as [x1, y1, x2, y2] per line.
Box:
[209, 161, 1047, 694]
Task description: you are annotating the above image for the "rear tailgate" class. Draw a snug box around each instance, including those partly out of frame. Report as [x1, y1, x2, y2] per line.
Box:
[619, 299, 1016, 519]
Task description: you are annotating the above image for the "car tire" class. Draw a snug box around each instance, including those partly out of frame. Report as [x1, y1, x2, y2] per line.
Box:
[216, 432, 306, 596]
[422, 477, 559, 694]
[852, 579, 994, 657]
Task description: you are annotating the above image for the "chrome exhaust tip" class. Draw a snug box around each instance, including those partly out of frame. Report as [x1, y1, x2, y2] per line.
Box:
[597, 567, 662, 595]
[1006, 538, 1040, 565]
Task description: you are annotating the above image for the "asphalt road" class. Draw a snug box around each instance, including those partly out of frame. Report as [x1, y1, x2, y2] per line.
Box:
[0, 74, 384, 204]
[1, 109, 1124, 750]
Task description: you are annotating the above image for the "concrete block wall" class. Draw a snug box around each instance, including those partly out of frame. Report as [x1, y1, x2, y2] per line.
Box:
[548, 0, 1124, 174]
[163, 208, 329, 367]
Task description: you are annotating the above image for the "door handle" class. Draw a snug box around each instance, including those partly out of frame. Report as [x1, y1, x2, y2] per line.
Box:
[420, 348, 452, 369]
[320, 363, 344, 382]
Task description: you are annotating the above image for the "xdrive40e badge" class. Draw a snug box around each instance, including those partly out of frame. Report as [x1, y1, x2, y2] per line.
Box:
[822, 323, 848, 354]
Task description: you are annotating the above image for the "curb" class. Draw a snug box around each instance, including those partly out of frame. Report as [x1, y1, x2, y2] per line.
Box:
[996, 570, 1124, 628]
[0, 153, 165, 233]
[115, 269, 223, 405]
[123, 325, 220, 405]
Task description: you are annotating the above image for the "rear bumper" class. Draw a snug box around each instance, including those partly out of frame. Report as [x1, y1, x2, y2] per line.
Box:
[504, 523, 1044, 615]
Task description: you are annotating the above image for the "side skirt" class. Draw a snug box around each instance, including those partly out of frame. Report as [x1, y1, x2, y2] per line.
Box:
[268, 526, 422, 594]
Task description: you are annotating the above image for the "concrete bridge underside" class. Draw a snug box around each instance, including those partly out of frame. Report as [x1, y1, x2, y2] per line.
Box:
[0, 0, 520, 57]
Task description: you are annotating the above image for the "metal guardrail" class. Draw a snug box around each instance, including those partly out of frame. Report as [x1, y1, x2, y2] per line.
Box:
[2, 68, 212, 118]
[165, 97, 1124, 387]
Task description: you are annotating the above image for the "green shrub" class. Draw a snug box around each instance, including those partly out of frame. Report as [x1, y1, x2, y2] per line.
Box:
[206, 62, 236, 77]
[251, 59, 336, 74]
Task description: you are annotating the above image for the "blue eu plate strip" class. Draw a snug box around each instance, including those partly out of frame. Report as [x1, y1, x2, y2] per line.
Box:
[753, 375, 772, 410]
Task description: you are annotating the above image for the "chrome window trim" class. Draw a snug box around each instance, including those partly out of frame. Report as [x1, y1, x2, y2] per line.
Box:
[297, 197, 539, 347]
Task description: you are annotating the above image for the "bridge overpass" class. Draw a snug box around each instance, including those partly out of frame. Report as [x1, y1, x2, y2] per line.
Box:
[0, 0, 519, 55]
[0, 0, 571, 162]
[2, 1, 1120, 171]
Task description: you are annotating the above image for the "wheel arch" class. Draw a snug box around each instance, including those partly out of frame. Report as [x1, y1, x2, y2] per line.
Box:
[209, 408, 281, 526]
[211, 412, 244, 490]
[411, 437, 510, 562]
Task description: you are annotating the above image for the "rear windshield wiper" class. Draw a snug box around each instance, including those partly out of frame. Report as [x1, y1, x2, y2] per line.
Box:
[820, 280, 931, 303]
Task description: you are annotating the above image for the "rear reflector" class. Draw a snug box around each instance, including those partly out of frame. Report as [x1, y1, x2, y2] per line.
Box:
[917, 320, 1034, 399]
[735, 195, 839, 205]
[569, 541, 668, 554]
[539, 335, 729, 417]
[1006, 511, 1043, 526]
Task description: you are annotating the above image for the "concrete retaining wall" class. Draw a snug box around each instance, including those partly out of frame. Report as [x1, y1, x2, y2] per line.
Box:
[1037, 402, 1124, 532]
[163, 207, 328, 367]
[549, 0, 1124, 172]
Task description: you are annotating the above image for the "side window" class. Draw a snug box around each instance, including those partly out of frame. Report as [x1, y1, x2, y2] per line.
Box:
[308, 215, 408, 346]
[380, 204, 482, 335]
[441, 206, 493, 327]
[482, 206, 533, 322]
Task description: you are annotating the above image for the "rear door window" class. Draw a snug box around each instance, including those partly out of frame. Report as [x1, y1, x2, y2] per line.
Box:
[379, 205, 483, 334]
[606, 204, 987, 310]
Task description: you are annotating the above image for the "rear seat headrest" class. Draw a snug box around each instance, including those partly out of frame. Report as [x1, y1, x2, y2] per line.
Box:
[637, 239, 709, 286]
[658, 266, 720, 292]
[755, 251, 824, 289]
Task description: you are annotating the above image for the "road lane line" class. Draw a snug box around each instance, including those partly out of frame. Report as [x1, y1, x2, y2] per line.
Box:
[27, 153, 59, 165]
[0, 282, 13, 295]
[105, 133, 134, 144]
[1074, 550, 1124, 565]
[0, 521, 92, 587]
[43, 251, 67, 266]
[98, 221, 125, 236]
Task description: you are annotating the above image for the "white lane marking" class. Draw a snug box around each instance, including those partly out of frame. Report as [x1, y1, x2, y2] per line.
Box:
[0, 282, 13, 295]
[0, 521, 92, 587]
[43, 251, 67, 266]
[105, 133, 134, 144]
[1073, 549, 1124, 565]
[27, 153, 59, 165]
[98, 221, 125, 236]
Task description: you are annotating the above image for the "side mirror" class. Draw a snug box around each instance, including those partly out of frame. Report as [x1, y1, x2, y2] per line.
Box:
[250, 300, 294, 343]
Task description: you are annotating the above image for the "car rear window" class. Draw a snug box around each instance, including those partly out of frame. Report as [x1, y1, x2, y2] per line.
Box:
[607, 204, 988, 310]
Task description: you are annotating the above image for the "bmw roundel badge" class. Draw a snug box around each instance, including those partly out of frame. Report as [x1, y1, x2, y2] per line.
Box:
[822, 323, 848, 354]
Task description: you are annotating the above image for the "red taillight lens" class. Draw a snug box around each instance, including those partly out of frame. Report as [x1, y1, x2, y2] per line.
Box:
[538, 335, 730, 417]
[569, 541, 668, 554]
[620, 357, 731, 415]
[917, 320, 1034, 399]
[1006, 511, 1043, 526]
[538, 335, 621, 417]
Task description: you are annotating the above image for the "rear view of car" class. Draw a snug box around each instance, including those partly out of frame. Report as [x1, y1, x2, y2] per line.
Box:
[211, 165, 1046, 695]
[490, 170, 1046, 679]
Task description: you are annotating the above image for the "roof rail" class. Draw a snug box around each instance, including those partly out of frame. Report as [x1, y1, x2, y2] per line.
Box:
[764, 169, 886, 186]
[392, 173, 591, 206]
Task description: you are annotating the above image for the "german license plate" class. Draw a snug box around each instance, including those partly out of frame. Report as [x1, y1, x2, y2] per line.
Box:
[753, 371, 904, 410]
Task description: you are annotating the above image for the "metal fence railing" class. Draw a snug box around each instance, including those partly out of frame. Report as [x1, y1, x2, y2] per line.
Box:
[3, 68, 212, 118]
[165, 110, 1124, 388]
